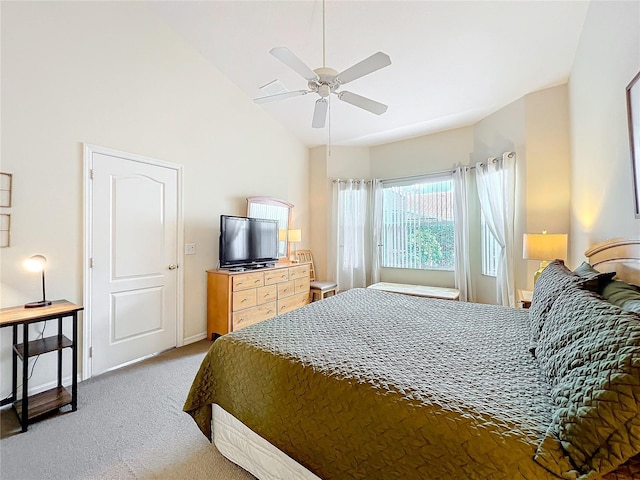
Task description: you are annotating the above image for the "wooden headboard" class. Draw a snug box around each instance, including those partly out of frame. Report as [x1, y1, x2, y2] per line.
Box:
[585, 238, 640, 285]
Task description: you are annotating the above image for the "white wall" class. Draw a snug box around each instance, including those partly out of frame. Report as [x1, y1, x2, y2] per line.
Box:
[568, 0, 640, 261]
[0, 2, 308, 397]
[308, 146, 371, 281]
[471, 85, 572, 297]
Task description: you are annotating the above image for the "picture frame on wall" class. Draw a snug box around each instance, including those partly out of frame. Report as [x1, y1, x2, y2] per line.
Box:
[0, 172, 11, 208]
[627, 71, 640, 219]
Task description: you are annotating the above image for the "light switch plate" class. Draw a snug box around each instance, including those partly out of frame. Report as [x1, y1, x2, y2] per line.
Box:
[185, 243, 196, 255]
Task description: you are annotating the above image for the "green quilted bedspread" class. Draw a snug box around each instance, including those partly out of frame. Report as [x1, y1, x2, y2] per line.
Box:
[183, 288, 635, 479]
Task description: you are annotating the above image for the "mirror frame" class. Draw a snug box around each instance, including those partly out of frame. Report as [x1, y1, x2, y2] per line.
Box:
[246, 196, 294, 260]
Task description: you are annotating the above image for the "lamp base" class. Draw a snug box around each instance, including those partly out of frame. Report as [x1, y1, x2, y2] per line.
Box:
[533, 260, 551, 284]
[25, 300, 52, 309]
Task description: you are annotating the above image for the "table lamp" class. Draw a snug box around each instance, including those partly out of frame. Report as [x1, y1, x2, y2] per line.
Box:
[523, 231, 568, 283]
[24, 254, 52, 308]
[288, 229, 301, 262]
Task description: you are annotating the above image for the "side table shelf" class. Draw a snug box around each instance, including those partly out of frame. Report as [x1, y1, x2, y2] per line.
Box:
[14, 335, 73, 358]
[0, 300, 83, 432]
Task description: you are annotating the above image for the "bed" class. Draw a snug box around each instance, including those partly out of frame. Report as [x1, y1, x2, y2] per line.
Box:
[184, 239, 640, 480]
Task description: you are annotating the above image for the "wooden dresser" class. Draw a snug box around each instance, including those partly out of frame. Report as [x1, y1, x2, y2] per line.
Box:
[207, 263, 310, 340]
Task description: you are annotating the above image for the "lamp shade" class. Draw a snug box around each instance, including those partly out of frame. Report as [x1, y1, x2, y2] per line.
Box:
[279, 229, 287, 242]
[523, 232, 568, 261]
[23, 254, 51, 308]
[24, 254, 47, 272]
[288, 229, 302, 243]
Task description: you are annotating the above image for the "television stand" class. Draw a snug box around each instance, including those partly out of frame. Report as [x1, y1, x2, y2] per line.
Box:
[244, 263, 276, 270]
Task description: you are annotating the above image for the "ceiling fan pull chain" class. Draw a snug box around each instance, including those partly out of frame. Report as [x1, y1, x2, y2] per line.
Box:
[328, 95, 332, 155]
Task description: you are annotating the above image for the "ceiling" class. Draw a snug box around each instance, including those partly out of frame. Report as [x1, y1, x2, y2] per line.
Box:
[147, 1, 590, 148]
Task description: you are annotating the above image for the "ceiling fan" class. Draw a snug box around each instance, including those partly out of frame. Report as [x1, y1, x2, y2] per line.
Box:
[253, 1, 392, 129]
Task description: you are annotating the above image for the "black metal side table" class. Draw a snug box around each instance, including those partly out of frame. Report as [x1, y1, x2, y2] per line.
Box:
[0, 300, 83, 432]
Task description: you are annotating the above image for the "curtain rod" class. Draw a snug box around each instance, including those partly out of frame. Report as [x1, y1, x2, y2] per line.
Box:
[376, 152, 515, 184]
[330, 152, 515, 185]
[331, 179, 375, 184]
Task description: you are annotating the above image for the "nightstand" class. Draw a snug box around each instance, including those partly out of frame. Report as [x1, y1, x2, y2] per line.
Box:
[518, 289, 533, 309]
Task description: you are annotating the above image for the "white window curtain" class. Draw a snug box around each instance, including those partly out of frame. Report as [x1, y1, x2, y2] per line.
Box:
[475, 152, 516, 306]
[329, 179, 381, 291]
[452, 166, 473, 302]
[369, 179, 383, 285]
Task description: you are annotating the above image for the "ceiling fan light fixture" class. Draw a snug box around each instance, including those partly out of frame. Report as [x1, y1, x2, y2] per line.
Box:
[318, 84, 331, 97]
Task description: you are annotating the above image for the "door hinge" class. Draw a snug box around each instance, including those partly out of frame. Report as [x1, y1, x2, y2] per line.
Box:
[89, 347, 93, 358]
[89, 169, 95, 180]
[89, 258, 94, 268]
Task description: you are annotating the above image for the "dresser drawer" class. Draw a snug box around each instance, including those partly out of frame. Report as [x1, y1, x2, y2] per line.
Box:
[256, 284, 277, 305]
[232, 272, 264, 291]
[288, 264, 310, 280]
[277, 280, 295, 299]
[232, 289, 256, 311]
[264, 269, 289, 285]
[232, 302, 277, 330]
[294, 277, 309, 295]
[277, 292, 309, 315]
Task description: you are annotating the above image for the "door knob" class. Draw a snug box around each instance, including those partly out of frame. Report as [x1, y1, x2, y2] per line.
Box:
[168, 264, 178, 270]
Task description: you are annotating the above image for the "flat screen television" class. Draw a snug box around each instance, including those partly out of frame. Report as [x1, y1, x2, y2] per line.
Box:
[219, 215, 279, 268]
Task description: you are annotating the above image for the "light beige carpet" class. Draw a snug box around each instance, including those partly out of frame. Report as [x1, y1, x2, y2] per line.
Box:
[0, 340, 255, 480]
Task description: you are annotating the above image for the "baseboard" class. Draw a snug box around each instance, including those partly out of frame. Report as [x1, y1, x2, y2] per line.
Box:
[183, 332, 208, 345]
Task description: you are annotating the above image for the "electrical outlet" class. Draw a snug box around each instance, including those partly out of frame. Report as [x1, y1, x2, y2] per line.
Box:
[185, 243, 196, 255]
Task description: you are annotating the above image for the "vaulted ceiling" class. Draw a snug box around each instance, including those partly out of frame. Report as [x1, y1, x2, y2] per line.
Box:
[148, 1, 590, 147]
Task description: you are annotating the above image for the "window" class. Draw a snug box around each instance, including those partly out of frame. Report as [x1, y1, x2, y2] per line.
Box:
[381, 175, 454, 270]
[481, 210, 501, 276]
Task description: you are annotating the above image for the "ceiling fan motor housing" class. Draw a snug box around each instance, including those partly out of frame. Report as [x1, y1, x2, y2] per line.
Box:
[310, 67, 339, 97]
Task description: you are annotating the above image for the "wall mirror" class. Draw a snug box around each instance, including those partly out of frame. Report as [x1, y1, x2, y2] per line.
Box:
[247, 196, 293, 259]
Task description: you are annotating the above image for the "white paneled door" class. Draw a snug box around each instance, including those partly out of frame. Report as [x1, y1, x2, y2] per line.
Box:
[85, 146, 182, 377]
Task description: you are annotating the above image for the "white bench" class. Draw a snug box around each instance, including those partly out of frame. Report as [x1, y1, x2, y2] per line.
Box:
[367, 282, 460, 301]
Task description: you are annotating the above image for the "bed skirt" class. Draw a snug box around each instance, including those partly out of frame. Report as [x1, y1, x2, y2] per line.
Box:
[213, 404, 321, 480]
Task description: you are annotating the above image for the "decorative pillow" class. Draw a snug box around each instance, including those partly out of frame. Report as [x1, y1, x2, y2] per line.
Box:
[534, 286, 640, 479]
[528, 260, 605, 356]
[602, 280, 640, 310]
[573, 262, 616, 293]
[624, 300, 640, 314]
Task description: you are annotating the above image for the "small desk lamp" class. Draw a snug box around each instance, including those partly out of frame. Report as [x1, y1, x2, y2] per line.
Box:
[24, 255, 52, 308]
[288, 229, 301, 263]
[523, 231, 568, 283]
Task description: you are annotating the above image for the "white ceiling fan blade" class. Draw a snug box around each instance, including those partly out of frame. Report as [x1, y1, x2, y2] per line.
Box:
[337, 91, 388, 115]
[336, 52, 391, 85]
[312, 98, 328, 128]
[254, 90, 310, 104]
[270, 47, 319, 82]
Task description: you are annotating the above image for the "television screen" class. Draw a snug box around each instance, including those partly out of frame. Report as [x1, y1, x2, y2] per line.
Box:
[219, 216, 250, 266]
[219, 215, 279, 267]
[250, 218, 279, 261]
